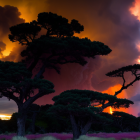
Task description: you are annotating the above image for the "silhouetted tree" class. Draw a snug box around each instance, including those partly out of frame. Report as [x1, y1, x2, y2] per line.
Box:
[9, 112, 19, 132]
[89, 110, 139, 132]
[109, 111, 139, 132]
[42, 89, 134, 140]
[0, 60, 55, 136]
[86, 64, 140, 133]
[30, 104, 72, 133]
[137, 117, 140, 131]
[5, 11, 112, 137]
[25, 104, 41, 134]
[96, 64, 140, 112]
[25, 103, 54, 134]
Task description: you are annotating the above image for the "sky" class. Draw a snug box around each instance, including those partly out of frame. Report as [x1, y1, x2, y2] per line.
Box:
[0, 0, 140, 120]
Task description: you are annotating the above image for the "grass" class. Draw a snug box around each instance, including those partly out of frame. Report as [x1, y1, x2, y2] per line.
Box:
[1, 130, 140, 140]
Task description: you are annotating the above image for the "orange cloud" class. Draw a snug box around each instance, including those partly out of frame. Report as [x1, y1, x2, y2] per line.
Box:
[129, 0, 140, 21]
[99, 84, 129, 115]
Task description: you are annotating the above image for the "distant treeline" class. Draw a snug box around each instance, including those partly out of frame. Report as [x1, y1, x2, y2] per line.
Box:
[0, 103, 140, 134]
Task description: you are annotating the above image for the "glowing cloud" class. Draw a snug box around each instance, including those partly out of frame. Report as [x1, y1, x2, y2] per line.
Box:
[129, 0, 140, 21]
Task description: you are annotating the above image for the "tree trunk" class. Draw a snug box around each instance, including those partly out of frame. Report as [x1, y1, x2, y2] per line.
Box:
[69, 114, 80, 140]
[16, 111, 28, 137]
[80, 120, 92, 135]
[69, 114, 92, 140]
[28, 112, 38, 134]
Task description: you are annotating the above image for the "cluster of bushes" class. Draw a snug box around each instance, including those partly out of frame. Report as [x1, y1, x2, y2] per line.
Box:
[0, 113, 139, 135]
[0, 103, 140, 135]
[0, 112, 73, 134]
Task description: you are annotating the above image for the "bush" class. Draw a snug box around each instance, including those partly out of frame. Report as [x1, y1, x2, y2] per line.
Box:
[4, 131, 9, 135]
[102, 125, 120, 133]
[25, 131, 32, 135]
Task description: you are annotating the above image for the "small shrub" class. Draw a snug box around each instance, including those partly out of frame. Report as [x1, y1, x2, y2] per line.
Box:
[87, 131, 93, 134]
[93, 131, 100, 133]
[4, 131, 9, 135]
[12, 136, 28, 140]
[136, 137, 140, 140]
[1, 138, 6, 140]
[61, 132, 67, 135]
[41, 136, 60, 140]
[25, 131, 32, 134]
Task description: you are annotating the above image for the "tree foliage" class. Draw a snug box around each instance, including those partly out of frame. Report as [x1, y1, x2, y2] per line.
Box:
[9, 21, 42, 46]
[0, 60, 32, 100]
[6, 11, 114, 137]
[110, 111, 139, 132]
[0, 59, 55, 136]
[36, 12, 84, 37]
[6, 10, 140, 139]
[41, 89, 134, 139]
[9, 12, 112, 76]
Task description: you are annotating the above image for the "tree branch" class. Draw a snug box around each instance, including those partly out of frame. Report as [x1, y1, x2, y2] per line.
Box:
[23, 89, 54, 110]
[0, 91, 20, 104]
[99, 71, 140, 112]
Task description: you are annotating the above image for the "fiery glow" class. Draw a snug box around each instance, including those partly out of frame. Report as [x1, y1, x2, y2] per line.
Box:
[91, 84, 130, 115]
[0, 115, 11, 120]
[138, 59, 140, 63]
[132, 41, 140, 64]
[133, 55, 140, 64]
[129, 0, 140, 21]
[102, 84, 129, 115]
[110, 107, 113, 114]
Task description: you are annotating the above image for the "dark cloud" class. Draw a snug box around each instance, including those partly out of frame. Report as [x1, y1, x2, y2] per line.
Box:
[0, 5, 25, 38]
[129, 94, 140, 102]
